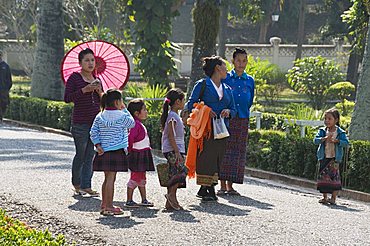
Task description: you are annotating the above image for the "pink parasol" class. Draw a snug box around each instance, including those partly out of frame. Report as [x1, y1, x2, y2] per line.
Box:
[61, 40, 130, 91]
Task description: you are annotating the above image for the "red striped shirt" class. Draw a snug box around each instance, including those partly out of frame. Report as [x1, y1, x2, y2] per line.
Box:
[64, 72, 100, 125]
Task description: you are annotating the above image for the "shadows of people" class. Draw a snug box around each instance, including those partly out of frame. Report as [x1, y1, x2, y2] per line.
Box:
[168, 209, 200, 223]
[96, 215, 142, 229]
[221, 194, 274, 210]
[188, 200, 251, 216]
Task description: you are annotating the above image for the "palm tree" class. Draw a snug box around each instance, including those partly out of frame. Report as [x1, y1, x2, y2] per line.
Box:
[31, 0, 64, 100]
[187, 0, 220, 95]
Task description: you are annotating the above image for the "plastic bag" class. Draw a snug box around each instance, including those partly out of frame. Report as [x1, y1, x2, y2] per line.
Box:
[212, 117, 229, 139]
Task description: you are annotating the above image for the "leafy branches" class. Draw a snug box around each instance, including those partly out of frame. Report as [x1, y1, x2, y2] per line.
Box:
[124, 0, 181, 86]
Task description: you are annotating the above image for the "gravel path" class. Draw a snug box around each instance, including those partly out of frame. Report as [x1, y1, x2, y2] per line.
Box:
[1, 123, 370, 246]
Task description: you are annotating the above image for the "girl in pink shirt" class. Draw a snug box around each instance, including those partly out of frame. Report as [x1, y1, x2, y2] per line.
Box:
[126, 99, 155, 207]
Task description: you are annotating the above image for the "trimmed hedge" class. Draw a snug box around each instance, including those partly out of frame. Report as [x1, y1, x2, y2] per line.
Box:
[247, 130, 370, 193]
[5, 96, 73, 131]
[0, 209, 67, 245]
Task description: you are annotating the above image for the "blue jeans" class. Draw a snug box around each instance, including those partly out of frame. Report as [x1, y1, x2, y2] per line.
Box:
[71, 123, 95, 189]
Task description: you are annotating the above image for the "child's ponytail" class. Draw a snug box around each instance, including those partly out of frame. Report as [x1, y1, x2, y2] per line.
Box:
[160, 88, 185, 130]
[100, 93, 107, 110]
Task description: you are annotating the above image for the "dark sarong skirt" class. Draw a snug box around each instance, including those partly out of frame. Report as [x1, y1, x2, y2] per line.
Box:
[196, 131, 227, 186]
[93, 149, 128, 172]
[317, 158, 342, 193]
[128, 149, 155, 172]
[219, 117, 249, 184]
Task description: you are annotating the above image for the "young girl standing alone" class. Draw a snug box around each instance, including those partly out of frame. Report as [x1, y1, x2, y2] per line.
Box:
[314, 108, 349, 205]
[90, 89, 135, 215]
[126, 99, 155, 207]
[160, 88, 188, 211]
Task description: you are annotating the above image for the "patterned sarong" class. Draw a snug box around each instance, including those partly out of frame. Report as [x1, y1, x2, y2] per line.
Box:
[219, 117, 249, 184]
[317, 158, 342, 193]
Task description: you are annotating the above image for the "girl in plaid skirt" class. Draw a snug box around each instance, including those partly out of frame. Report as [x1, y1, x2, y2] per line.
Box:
[90, 89, 135, 215]
[125, 99, 155, 207]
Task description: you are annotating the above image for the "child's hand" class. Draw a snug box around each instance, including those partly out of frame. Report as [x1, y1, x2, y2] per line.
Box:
[96, 145, 104, 156]
[321, 136, 328, 142]
[175, 152, 184, 163]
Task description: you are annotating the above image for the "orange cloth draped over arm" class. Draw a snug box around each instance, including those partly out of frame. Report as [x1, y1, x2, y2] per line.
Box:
[185, 102, 212, 178]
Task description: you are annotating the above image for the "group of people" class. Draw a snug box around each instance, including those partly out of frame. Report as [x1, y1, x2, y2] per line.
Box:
[64, 46, 349, 216]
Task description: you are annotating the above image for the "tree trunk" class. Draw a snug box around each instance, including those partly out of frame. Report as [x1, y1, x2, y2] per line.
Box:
[218, 2, 228, 58]
[346, 50, 360, 85]
[31, 0, 64, 100]
[188, 0, 220, 96]
[258, 20, 269, 44]
[295, 0, 306, 60]
[349, 16, 370, 141]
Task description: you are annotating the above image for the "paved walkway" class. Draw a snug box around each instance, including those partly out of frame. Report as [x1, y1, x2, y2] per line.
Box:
[1, 123, 370, 245]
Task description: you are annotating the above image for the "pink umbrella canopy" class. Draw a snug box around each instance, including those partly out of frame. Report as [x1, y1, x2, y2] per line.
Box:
[61, 40, 130, 91]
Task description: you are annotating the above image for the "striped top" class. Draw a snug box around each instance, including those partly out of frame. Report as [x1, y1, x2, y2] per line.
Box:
[90, 108, 135, 152]
[64, 72, 101, 125]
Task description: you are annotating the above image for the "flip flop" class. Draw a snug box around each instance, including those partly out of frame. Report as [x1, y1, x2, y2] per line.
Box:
[79, 189, 99, 197]
[319, 199, 328, 204]
[164, 194, 181, 211]
[103, 206, 124, 216]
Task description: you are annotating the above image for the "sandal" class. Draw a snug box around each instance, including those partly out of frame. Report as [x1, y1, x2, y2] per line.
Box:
[79, 188, 99, 197]
[125, 201, 140, 208]
[227, 189, 241, 196]
[164, 194, 181, 211]
[319, 198, 328, 204]
[103, 206, 124, 216]
[328, 199, 337, 205]
[216, 190, 227, 196]
[140, 199, 154, 207]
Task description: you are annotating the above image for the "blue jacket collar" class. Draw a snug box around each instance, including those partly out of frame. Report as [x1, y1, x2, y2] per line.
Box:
[231, 69, 248, 79]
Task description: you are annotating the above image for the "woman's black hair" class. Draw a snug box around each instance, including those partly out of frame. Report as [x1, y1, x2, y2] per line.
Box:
[100, 88, 122, 110]
[325, 108, 341, 127]
[202, 56, 224, 77]
[127, 99, 145, 117]
[160, 88, 185, 130]
[78, 48, 94, 62]
[232, 47, 247, 59]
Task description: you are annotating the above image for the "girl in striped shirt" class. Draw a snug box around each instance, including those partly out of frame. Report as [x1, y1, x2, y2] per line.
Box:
[90, 89, 135, 216]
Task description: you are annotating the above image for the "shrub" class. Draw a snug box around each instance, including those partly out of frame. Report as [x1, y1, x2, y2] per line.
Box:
[5, 96, 73, 131]
[287, 56, 345, 109]
[0, 209, 67, 245]
[346, 141, 370, 193]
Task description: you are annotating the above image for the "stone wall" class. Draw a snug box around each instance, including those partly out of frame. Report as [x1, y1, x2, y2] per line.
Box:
[1, 37, 350, 77]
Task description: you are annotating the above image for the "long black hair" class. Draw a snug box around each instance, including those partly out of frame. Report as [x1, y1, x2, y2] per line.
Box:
[160, 88, 185, 130]
[202, 56, 224, 77]
[100, 88, 122, 110]
[232, 47, 247, 59]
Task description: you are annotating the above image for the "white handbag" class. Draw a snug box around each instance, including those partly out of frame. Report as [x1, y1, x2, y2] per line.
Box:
[212, 117, 230, 139]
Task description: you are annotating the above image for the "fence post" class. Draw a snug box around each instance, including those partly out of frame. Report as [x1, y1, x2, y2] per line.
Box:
[269, 37, 281, 65]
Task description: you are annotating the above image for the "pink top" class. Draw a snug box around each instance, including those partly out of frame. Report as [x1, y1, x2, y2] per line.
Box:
[128, 118, 151, 152]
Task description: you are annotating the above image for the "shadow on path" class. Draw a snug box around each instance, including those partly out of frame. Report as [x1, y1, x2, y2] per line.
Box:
[96, 215, 142, 229]
[189, 201, 250, 216]
[168, 209, 200, 223]
[221, 194, 274, 210]
[68, 196, 101, 212]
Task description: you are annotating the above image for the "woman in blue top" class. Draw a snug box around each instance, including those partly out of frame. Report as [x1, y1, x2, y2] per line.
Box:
[219, 48, 255, 196]
[186, 56, 236, 201]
